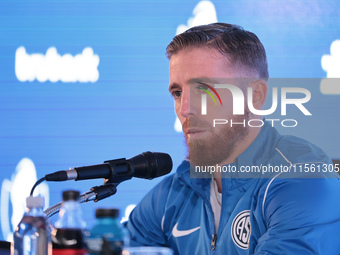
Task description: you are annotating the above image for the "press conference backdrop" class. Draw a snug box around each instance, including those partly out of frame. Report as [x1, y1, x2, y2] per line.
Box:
[0, 0, 339, 241]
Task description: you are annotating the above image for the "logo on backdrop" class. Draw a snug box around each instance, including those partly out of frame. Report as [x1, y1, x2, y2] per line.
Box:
[15, 47, 100, 83]
[1, 158, 49, 241]
[231, 210, 251, 250]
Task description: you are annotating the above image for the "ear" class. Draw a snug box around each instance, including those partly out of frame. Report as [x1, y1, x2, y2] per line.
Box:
[249, 79, 267, 110]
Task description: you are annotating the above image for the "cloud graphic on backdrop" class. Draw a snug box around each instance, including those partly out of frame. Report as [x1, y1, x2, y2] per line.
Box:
[320, 40, 340, 94]
[1, 158, 49, 241]
[176, 1, 217, 35]
[120, 204, 136, 223]
[15, 47, 99, 83]
[176, 1, 218, 35]
[174, 1, 217, 133]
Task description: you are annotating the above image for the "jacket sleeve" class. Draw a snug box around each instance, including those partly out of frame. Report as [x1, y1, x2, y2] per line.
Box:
[126, 175, 174, 247]
[255, 172, 340, 254]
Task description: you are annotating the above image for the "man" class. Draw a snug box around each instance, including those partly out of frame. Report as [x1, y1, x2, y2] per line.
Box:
[127, 23, 340, 254]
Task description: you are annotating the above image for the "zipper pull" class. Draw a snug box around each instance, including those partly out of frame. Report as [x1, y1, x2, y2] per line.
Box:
[211, 234, 217, 250]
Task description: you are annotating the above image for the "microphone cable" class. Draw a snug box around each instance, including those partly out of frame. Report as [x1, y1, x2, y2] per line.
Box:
[30, 177, 46, 196]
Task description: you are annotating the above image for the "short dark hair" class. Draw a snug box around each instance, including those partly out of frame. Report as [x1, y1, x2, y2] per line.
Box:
[166, 23, 269, 79]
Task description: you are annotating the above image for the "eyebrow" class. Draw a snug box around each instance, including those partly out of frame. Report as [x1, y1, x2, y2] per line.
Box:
[168, 82, 181, 92]
[168, 77, 225, 92]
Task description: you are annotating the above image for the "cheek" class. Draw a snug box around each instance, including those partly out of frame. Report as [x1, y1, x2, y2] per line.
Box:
[174, 100, 180, 113]
[203, 95, 232, 118]
[216, 93, 235, 116]
[174, 102, 184, 121]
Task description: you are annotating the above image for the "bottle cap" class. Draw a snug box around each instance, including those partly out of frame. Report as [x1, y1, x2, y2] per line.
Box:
[26, 196, 45, 208]
[95, 208, 119, 218]
[62, 190, 80, 201]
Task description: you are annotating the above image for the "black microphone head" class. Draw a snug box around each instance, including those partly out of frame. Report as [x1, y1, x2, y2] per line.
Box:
[130, 152, 173, 179]
[144, 152, 173, 178]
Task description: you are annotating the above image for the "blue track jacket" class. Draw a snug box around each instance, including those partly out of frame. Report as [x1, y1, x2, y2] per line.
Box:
[127, 123, 340, 254]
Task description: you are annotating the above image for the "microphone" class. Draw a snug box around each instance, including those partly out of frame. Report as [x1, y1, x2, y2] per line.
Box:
[45, 151, 172, 183]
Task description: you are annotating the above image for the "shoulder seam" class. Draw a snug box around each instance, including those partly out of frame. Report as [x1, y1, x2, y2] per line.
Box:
[262, 171, 285, 224]
[262, 148, 292, 223]
[275, 148, 292, 165]
[262, 148, 339, 223]
[161, 215, 165, 232]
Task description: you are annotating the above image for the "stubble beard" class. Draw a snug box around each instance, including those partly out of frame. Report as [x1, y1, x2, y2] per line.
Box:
[184, 113, 249, 167]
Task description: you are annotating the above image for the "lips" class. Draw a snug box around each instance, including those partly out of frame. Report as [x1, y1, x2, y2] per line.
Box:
[183, 128, 207, 139]
[185, 128, 205, 135]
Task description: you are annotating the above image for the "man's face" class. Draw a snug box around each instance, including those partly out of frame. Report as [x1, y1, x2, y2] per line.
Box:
[169, 47, 249, 166]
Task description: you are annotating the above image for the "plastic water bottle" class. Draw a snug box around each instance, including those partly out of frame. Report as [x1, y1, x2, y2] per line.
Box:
[13, 196, 52, 255]
[51, 190, 87, 255]
[86, 208, 127, 255]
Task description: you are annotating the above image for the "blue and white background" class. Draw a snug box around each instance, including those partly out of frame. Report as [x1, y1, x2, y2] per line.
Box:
[0, 0, 339, 241]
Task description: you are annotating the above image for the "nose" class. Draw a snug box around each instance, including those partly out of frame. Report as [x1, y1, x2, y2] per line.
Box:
[179, 89, 191, 118]
[178, 86, 201, 118]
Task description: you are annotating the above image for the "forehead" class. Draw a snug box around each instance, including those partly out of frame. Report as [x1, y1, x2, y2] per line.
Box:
[169, 47, 234, 80]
